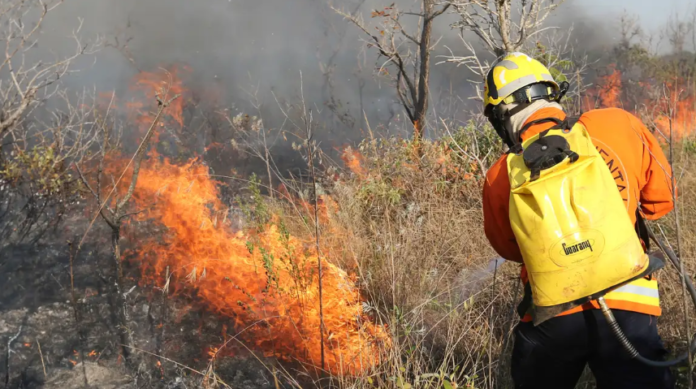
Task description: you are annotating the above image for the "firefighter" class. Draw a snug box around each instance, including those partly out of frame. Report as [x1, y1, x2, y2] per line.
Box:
[482, 52, 676, 388]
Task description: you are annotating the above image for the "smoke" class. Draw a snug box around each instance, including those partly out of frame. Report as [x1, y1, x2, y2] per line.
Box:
[42, 1, 395, 130]
[38, 1, 471, 128]
[32, 0, 621, 170]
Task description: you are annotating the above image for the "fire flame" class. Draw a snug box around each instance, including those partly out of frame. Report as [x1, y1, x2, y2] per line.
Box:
[585, 64, 696, 138]
[131, 156, 388, 374]
[587, 64, 622, 109]
[130, 65, 190, 132]
[653, 84, 696, 139]
[91, 65, 390, 375]
[117, 65, 387, 375]
[340, 146, 365, 177]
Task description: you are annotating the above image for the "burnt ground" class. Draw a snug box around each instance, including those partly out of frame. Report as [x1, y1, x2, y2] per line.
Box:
[0, 216, 301, 389]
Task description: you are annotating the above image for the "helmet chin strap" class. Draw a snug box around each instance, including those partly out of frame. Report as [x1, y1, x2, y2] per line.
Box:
[490, 103, 532, 149]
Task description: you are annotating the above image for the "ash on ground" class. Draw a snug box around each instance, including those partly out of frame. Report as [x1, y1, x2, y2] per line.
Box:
[0, 220, 297, 389]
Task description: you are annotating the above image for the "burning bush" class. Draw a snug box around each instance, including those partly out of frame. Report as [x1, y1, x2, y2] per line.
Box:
[128, 154, 389, 375]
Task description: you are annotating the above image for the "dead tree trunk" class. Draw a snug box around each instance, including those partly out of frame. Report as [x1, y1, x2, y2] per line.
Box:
[111, 226, 133, 362]
[334, 0, 450, 144]
[413, 0, 440, 141]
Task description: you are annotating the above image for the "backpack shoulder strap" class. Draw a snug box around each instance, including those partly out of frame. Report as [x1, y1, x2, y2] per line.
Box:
[565, 116, 581, 130]
[635, 208, 651, 252]
[548, 116, 580, 132]
[517, 117, 564, 142]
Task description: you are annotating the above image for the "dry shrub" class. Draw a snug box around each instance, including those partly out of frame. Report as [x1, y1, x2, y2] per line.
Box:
[262, 123, 696, 388]
[648, 138, 696, 387]
[265, 127, 522, 388]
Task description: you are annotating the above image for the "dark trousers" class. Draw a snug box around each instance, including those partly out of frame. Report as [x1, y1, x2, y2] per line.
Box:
[511, 309, 675, 389]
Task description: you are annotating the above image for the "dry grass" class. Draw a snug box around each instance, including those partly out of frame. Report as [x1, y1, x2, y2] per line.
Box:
[649, 140, 696, 387]
[257, 132, 519, 388]
[254, 127, 696, 388]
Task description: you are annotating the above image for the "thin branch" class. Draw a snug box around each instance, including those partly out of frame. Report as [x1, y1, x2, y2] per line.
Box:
[430, 3, 452, 19]
[448, 0, 566, 56]
[0, 88, 35, 136]
[299, 71, 325, 370]
[4, 325, 23, 387]
[115, 95, 178, 214]
[74, 163, 117, 229]
[36, 339, 47, 379]
[75, 163, 100, 201]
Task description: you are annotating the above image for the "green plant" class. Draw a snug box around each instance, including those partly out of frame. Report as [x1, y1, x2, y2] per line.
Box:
[357, 178, 403, 207]
[0, 145, 77, 197]
[236, 173, 270, 229]
[533, 42, 573, 84]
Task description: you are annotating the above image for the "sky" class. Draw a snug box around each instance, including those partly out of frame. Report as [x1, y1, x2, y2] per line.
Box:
[580, 0, 694, 33]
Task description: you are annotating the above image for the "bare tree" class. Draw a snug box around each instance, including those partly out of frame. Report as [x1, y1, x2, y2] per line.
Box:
[76, 88, 179, 366]
[662, 11, 694, 54]
[442, 0, 572, 103]
[0, 0, 100, 249]
[443, 0, 562, 97]
[449, 0, 564, 57]
[618, 11, 643, 50]
[332, 0, 451, 142]
[317, 0, 366, 131]
[0, 0, 97, 137]
[0, 92, 104, 248]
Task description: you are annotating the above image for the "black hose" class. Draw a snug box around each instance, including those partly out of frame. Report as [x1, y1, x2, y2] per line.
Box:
[598, 297, 691, 367]
[598, 231, 696, 367]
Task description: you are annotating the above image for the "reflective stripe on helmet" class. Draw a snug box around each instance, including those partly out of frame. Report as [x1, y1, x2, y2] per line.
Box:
[496, 60, 520, 70]
[540, 73, 555, 82]
[497, 74, 539, 97]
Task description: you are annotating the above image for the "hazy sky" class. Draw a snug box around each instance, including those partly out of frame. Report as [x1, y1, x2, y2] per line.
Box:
[580, 0, 694, 32]
[33, 0, 696, 144]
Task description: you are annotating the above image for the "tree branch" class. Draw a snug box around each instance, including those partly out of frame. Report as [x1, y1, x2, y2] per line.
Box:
[4, 324, 23, 387]
[430, 3, 451, 19]
[115, 94, 179, 215]
[0, 88, 35, 136]
[74, 163, 118, 230]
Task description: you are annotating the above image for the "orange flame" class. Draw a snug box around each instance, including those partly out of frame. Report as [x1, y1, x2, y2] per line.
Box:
[584, 65, 621, 110]
[585, 64, 696, 138]
[131, 156, 389, 374]
[95, 63, 389, 375]
[129, 65, 189, 132]
[340, 146, 365, 177]
[596, 65, 622, 109]
[653, 84, 696, 139]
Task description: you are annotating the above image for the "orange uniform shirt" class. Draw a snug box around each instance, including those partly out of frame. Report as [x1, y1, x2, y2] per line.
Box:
[483, 107, 675, 317]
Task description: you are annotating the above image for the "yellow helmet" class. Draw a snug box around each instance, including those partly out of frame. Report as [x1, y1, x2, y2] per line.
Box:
[483, 52, 559, 115]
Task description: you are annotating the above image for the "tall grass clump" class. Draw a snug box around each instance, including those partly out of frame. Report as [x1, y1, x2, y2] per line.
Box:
[240, 115, 696, 388]
[249, 121, 523, 388]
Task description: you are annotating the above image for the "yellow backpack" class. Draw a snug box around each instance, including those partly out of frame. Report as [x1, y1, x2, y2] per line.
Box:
[507, 118, 649, 309]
